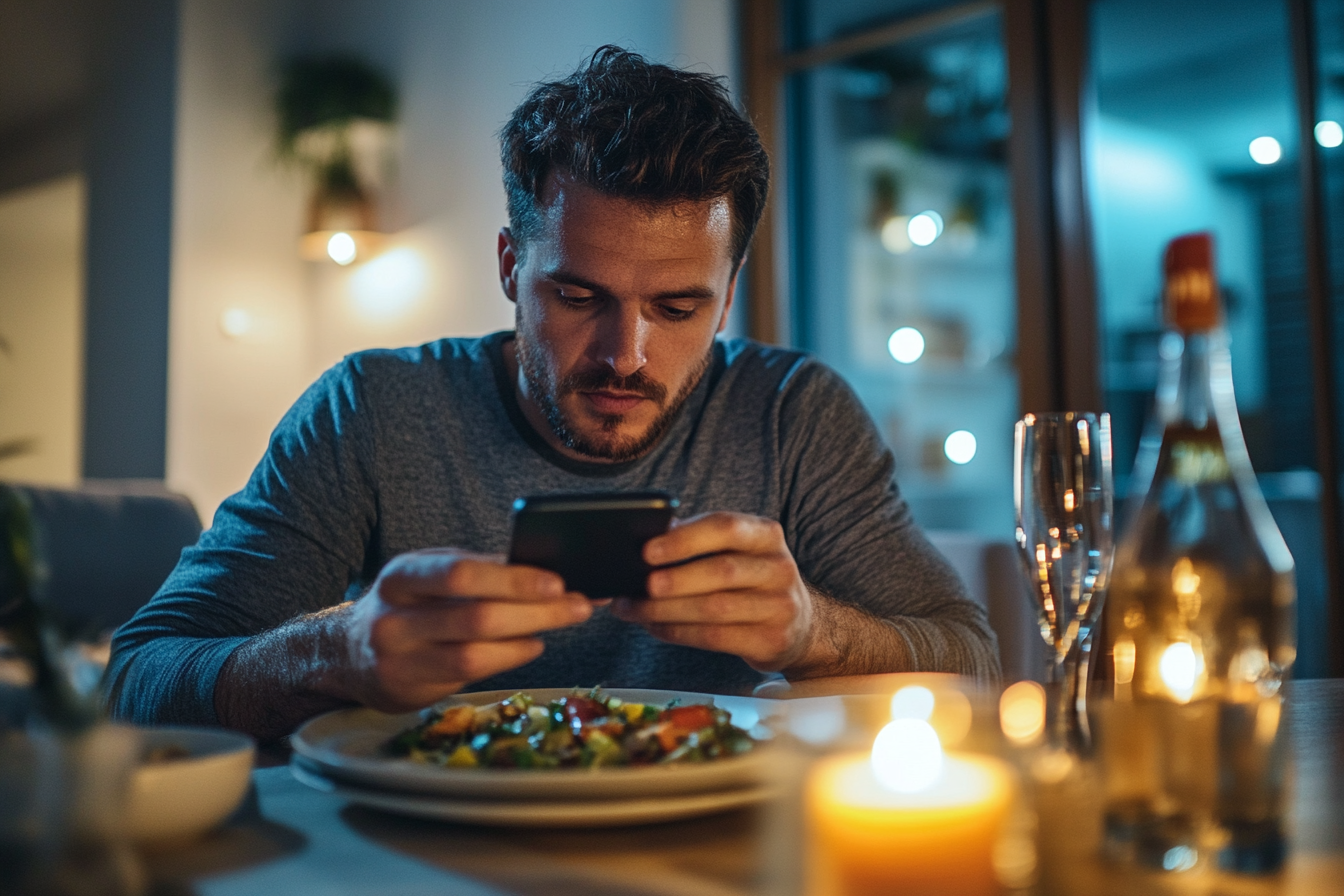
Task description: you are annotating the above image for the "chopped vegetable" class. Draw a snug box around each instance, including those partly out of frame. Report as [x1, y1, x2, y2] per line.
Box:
[384, 688, 757, 769]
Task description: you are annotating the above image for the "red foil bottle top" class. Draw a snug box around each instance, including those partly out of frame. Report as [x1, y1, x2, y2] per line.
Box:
[1163, 231, 1221, 333]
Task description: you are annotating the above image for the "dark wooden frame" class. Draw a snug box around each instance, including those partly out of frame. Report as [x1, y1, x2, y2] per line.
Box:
[1288, 0, 1344, 677]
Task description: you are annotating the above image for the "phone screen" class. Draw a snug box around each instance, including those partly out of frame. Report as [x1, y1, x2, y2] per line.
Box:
[507, 491, 677, 599]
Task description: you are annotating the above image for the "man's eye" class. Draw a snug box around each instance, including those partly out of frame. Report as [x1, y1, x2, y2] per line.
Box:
[556, 292, 596, 307]
[660, 304, 697, 321]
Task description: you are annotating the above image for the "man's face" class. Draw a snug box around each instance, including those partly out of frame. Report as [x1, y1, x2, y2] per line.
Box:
[498, 174, 737, 462]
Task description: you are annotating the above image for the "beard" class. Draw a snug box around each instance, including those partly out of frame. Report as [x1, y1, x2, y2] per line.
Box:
[514, 323, 712, 463]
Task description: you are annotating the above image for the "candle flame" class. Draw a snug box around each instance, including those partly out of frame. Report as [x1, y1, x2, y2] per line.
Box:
[890, 686, 935, 721]
[871, 718, 943, 793]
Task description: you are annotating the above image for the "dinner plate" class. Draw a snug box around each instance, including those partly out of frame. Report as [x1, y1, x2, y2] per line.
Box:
[290, 688, 779, 801]
[289, 759, 774, 828]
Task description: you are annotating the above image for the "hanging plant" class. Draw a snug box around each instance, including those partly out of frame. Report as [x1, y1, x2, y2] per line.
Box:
[276, 56, 398, 253]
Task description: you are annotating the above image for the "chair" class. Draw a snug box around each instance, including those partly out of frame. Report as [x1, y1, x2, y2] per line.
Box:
[7, 480, 201, 635]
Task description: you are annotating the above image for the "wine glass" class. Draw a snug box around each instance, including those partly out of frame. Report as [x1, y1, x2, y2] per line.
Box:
[1013, 412, 1114, 754]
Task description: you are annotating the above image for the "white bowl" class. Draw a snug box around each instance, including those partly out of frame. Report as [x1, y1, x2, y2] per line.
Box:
[127, 726, 255, 843]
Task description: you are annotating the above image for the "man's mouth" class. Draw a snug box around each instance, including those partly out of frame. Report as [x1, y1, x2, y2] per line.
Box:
[580, 390, 650, 415]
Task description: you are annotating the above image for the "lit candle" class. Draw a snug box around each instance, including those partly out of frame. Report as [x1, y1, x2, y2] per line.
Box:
[806, 700, 1014, 896]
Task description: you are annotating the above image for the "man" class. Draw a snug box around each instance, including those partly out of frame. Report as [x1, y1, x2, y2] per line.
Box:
[107, 47, 998, 742]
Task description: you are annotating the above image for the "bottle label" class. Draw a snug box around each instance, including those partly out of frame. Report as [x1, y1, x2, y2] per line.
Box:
[1164, 430, 1231, 485]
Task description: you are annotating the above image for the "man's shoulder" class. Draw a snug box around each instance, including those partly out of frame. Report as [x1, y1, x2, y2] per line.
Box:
[343, 332, 505, 383]
[716, 337, 849, 401]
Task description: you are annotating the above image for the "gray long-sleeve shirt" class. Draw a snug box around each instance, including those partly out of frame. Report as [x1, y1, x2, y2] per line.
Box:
[106, 333, 999, 725]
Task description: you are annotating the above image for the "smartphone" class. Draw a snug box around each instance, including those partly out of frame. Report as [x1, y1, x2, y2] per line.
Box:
[507, 491, 678, 599]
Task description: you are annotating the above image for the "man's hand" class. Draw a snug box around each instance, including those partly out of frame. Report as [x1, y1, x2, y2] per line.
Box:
[214, 549, 593, 740]
[609, 513, 817, 671]
[338, 549, 594, 712]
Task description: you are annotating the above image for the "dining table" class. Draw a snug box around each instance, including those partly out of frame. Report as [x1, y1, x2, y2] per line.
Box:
[140, 677, 1344, 896]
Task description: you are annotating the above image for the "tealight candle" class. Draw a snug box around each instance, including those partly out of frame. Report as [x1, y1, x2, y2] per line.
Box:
[806, 716, 1014, 896]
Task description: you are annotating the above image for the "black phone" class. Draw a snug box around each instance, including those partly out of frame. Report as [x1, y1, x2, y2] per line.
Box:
[507, 491, 678, 599]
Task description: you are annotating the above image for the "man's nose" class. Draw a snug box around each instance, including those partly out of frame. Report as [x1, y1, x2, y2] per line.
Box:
[595, 306, 649, 378]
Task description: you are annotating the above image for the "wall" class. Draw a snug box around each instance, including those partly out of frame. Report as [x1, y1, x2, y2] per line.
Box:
[169, 0, 738, 522]
[0, 174, 85, 486]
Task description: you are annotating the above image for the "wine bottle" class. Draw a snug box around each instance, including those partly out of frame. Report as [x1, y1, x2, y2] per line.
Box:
[1102, 232, 1295, 874]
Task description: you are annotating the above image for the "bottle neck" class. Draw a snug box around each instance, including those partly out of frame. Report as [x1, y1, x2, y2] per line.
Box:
[1153, 330, 1236, 430]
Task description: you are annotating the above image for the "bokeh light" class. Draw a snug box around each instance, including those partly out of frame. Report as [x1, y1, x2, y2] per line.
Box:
[327, 231, 358, 265]
[1316, 120, 1343, 148]
[944, 430, 977, 464]
[907, 210, 944, 247]
[888, 327, 926, 364]
[1249, 136, 1281, 165]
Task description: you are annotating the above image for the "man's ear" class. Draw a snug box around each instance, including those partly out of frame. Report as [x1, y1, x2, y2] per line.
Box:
[716, 262, 742, 335]
[498, 228, 519, 303]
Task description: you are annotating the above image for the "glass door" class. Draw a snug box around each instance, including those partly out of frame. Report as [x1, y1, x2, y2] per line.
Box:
[786, 2, 1018, 536]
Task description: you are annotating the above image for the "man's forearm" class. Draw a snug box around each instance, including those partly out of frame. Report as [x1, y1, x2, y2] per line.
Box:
[214, 603, 357, 742]
[783, 590, 914, 679]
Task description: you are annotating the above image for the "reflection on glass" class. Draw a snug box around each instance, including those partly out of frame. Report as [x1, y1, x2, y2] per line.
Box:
[791, 7, 1016, 535]
[1088, 0, 1329, 676]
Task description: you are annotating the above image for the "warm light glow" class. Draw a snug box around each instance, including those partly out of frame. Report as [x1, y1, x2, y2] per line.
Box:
[1171, 557, 1202, 621]
[1249, 136, 1282, 165]
[880, 216, 913, 253]
[327, 231, 358, 265]
[891, 686, 935, 721]
[349, 247, 429, 318]
[1113, 636, 1136, 685]
[908, 211, 944, 246]
[218, 308, 253, 338]
[1160, 641, 1199, 702]
[999, 681, 1046, 744]
[871, 718, 943, 793]
[888, 327, 926, 364]
[1316, 120, 1344, 148]
[944, 430, 977, 464]
[1063, 489, 1076, 512]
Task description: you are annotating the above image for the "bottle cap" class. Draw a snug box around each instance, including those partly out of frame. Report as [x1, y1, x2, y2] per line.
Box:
[1163, 232, 1221, 332]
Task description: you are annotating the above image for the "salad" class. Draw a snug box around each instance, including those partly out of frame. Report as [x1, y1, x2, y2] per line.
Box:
[385, 688, 757, 769]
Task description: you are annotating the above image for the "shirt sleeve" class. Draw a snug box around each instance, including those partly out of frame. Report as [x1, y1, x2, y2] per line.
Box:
[104, 358, 379, 725]
[776, 361, 1001, 681]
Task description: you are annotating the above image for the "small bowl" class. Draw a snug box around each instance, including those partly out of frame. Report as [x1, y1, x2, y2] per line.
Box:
[127, 726, 256, 843]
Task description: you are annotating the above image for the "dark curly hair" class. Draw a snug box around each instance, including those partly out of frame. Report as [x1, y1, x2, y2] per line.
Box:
[500, 46, 770, 269]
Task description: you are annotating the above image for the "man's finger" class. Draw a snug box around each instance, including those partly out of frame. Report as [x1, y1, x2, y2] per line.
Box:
[378, 553, 565, 605]
[645, 551, 786, 599]
[611, 591, 789, 626]
[644, 512, 784, 565]
[384, 595, 593, 642]
[374, 637, 548, 708]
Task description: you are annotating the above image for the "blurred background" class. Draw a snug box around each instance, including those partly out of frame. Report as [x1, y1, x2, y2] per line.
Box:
[0, 0, 1342, 675]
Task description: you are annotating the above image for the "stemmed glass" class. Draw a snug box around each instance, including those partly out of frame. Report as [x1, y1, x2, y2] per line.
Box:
[1013, 412, 1114, 755]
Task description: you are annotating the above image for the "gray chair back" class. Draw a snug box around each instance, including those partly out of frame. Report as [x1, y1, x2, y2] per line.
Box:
[9, 482, 201, 634]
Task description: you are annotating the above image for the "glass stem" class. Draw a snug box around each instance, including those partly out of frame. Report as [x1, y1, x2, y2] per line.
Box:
[1048, 635, 1091, 755]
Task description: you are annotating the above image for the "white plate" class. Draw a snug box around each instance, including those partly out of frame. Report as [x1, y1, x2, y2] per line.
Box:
[291, 688, 778, 801]
[290, 758, 774, 827]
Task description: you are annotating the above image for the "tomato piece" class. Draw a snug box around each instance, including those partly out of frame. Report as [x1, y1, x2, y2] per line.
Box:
[653, 722, 681, 753]
[662, 704, 715, 733]
[562, 697, 607, 727]
[425, 705, 475, 737]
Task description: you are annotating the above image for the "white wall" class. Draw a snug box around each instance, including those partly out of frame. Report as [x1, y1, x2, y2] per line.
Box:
[0, 175, 85, 486]
[169, 0, 737, 522]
